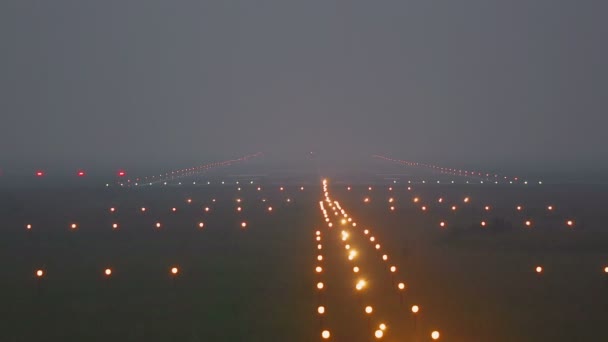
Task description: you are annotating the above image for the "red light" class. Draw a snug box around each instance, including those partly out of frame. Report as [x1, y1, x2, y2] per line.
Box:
[117, 170, 126, 177]
[77, 170, 86, 177]
[35, 171, 44, 177]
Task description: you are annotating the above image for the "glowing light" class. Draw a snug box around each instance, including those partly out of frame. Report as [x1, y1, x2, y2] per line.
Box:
[353, 266, 360, 273]
[104, 268, 112, 276]
[481, 221, 486, 227]
[535, 266, 543, 273]
[566, 220, 574, 227]
[365, 306, 373, 314]
[517, 205, 523, 211]
[317, 255, 323, 261]
[172, 207, 177, 212]
[77, 170, 86, 177]
[36, 269, 44, 277]
[485, 206, 490, 211]
[141, 207, 146, 212]
[439, 221, 446, 228]
[413, 197, 419, 203]
[464, 197, 470, 203]
[379, 323, 386, 331]
[315, 266, 323, 273]
[382, 254, 388, 261]
[171, 267, 179, 275]
[35, 170, 45, 177]
[451, 206, 457, 211]
[321, 330, 330, 339]
[398, 282, 405, 290]
[525, 220, 532, 227]
[431, 331, 440, 340]
[112, 223, 118, 229]
[117, 170, 126, 177]
[155, 222, 161, 228]
[317, 306, 325, 314]
[374, 330, 383, 338]
[317, 282, 324, 290]
[241, 222, 247, 228]
[547, 205, 553, 211]
[110, 207, 115, 212]
[355, 279, 366, 291]
[198, 222, 204, 228]
[390, 266, 397, 273]
[268, 206, 273, 212]
[411, 305, 419, 314]
[70, 223, 78, 230]
[26, 224, 32, 230]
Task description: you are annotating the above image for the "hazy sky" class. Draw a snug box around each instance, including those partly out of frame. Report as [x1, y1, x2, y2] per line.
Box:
[1, 1, 606, 170]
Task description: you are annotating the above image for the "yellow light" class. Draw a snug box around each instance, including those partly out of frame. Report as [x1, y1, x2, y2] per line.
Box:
[318, 306, 325, 314]
[353, 266, 360, 273]
[321, 330, 330, 339]
[398, 282, 405, 290]
[413, 197, 419, 203]
[379, 323, 386, 331]
[431, 331, 440, 340]
[364, 229, 369, 235]
[315, 266, 323, 273]
[411, 305, 419, 314]
[382, 254, 388, 261]
[317, 282, 324, 290]
[374, 329, 383, 338]
[390, 266, 396, 273]
[317, 255, 323, 261]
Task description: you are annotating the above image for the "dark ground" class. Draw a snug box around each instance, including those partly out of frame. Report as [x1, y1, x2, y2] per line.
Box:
[1, 161, 607, 341]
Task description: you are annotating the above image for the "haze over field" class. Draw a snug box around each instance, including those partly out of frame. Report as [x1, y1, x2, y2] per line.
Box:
[1, 1, 607, 174]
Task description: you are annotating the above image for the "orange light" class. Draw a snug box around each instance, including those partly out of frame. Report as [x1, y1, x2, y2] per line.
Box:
[411, 305, 419, 314]
[321, 330, 330, 339]
[315, 266, 323, 273]
[398, 282, 405, 290]
[317, 282, 324, 290]
[374, 330, 383, 338]
[431, 331, 440, 340]
[365, 306, 373, 314]
[390, 266, 397, 273]
[171, 267, 179, 275]
[535, 266, 543, 273]
[36, 269, 44, 278]
[317, 306, 325, 315]
[104, 268, 112, 276]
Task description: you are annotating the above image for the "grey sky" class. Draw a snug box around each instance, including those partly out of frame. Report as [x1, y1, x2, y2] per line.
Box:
[1, 1, 606, 171]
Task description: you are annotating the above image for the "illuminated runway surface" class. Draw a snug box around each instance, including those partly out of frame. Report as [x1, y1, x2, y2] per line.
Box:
[2, 167, 608, 341]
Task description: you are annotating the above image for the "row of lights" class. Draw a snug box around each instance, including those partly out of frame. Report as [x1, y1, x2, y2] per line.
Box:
[321, 179, 441, 340]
